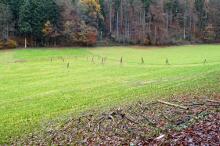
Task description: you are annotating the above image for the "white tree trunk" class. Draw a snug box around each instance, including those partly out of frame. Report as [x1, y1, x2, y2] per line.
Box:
[25, 37, 27, 48]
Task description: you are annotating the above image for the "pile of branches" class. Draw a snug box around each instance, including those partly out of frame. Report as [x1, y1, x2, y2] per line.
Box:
[13, 95, 220, 145]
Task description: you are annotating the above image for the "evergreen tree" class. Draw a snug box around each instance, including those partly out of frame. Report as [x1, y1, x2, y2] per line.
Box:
[18, 0, 32, 36]
[98, 0, 106, 38]
[0, 2, 12, 40]
[8, 0, 24, 34]
[30, 0, 59, 39]
[18, 0, 59, 45]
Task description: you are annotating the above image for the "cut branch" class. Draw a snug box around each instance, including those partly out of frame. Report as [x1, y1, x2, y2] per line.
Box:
[206, 99, 220, 104]
[157, 100, 189, 110]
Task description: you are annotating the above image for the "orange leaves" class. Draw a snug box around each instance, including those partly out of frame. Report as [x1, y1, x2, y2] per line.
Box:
[80, 0, 101, 13]
[42, 21, 54, 37]
[64, 20, 97, 46]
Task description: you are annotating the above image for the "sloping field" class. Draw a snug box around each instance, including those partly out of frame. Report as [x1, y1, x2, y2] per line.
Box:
[0, 45, 220, 143]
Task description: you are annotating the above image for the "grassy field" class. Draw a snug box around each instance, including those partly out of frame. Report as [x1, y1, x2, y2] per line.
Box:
[0, 45, 220, 143]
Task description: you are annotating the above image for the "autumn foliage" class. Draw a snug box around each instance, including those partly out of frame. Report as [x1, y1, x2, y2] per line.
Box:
[0, 39, 17, 49]
[2, 0, 220, 46]
[64, 20, 97, 46]
[42, 21, 54, 37]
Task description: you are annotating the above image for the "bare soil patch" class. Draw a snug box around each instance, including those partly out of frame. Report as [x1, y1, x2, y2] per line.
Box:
[14, 59, 27, 63]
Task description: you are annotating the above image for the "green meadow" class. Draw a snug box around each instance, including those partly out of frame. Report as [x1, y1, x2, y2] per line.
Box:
[0, 45, 220, 143]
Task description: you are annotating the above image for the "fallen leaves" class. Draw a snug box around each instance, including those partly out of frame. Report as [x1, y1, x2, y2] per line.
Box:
[163, 113, 220, 146]
[12, 95, 220, 145]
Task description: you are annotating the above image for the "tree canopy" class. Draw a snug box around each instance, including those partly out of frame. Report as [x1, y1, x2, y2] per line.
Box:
[1, 0, 220, 47]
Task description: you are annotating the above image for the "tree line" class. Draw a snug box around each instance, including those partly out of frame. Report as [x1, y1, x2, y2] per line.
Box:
[0, 0, 220, 47]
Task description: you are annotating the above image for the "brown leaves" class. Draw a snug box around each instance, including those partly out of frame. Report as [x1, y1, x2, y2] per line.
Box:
[13, 95, 220, 145]
[164, 113, 220, 146]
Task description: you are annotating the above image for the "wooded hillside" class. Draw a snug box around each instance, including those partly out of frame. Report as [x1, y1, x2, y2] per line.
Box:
[0, 0, 220, 47]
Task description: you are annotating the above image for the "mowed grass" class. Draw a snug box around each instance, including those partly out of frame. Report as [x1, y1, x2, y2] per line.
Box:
[0, 45, 220, 143]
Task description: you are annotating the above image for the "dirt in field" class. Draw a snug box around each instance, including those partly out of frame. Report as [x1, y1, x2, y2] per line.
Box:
[12, 94, 220, 145]
[14, 59, 27, 63]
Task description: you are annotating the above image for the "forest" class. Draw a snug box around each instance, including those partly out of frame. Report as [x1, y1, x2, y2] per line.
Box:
[0, 0, 220, 48]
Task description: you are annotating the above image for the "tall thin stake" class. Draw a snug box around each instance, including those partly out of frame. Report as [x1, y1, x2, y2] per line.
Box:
[92, 56, 94, 63]
[141, 57, 144, 64]
[203, 59, 207, 64]
[120, 57, 123, 64]
[166, 58, 169, 65]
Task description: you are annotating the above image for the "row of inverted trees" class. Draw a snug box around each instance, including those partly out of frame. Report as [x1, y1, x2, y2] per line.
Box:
[1, 0, 220, 47]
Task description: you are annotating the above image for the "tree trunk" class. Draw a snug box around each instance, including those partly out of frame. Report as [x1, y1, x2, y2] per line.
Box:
[183, 13, 186, 40]
[116, 11, 119, 40]
[143, 8, 146, 43]
[166, 12, 169, 36]
[120, 0, 123, 41]
[109, 0, 112, 34]
[154, 26, 157, 44]
[25, 37, 27, 48]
